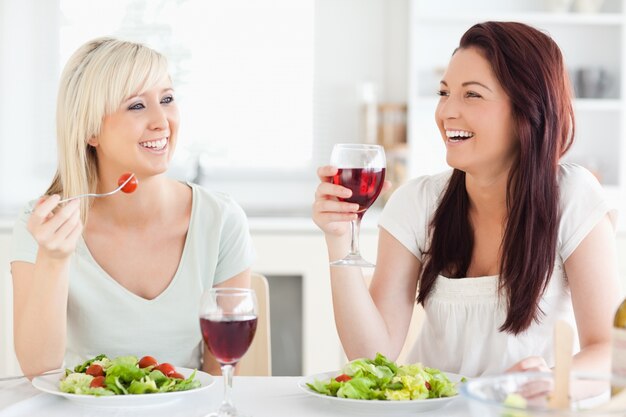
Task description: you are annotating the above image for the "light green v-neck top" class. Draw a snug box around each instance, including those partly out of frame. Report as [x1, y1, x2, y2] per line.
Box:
[11, 183, 256, 369]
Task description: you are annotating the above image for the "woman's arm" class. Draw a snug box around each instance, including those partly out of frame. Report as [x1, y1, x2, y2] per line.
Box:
[201, 268, 251, 375]
[565, 214, 621, 373]
[508, 214, 620, 373]
[12, 197, 82, 376]
[335, 228, 422, 361]
[313, 166, 420, 361]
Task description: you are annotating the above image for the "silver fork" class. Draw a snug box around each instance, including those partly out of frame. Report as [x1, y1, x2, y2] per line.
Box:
[0, 369, 64, 382]
[26, 173, 136, 214]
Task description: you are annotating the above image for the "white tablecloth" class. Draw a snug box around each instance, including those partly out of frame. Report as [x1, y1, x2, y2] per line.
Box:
[0, 376, 472, 417]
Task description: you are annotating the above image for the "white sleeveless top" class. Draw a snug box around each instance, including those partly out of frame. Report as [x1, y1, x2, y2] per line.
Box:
[378, 164, 616, 377]
[10, 183, 256, 369]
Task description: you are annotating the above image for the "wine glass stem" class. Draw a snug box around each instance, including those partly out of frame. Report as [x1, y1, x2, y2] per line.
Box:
[220, 364, 235, 410]
[349, 217, 362, 256]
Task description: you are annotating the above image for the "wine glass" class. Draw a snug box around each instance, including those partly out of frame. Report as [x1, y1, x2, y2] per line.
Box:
[199, 288, 258, 417]
[330, 143, 386, 267]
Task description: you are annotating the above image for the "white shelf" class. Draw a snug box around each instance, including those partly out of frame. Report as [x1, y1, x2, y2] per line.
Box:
[414, 12, 624, 25]
[574, 98, 623, 111]
[412, 97, 622, 111]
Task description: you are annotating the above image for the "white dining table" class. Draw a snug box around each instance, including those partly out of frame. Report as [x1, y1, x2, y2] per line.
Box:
[0, 376, 474, 417]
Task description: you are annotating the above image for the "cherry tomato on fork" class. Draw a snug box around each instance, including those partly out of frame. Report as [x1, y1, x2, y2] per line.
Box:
[117, 172, 138, 193]
[138, 356, 158, 369]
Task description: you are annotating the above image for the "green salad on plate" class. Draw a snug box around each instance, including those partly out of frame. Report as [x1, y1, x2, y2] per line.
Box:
[59, 354, 201, 396]
[306, 353, 462, 401]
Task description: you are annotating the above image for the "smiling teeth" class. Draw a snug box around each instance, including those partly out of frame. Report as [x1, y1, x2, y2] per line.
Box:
[140, 138, 167, 150]
[446, 130, 474, 138]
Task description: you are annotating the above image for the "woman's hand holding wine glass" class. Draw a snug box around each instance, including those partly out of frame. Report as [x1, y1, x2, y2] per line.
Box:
[313, 165, 361, 237]
[313, 144, 390, 267]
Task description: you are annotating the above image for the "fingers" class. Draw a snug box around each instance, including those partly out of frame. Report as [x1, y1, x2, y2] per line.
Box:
[317, 165, 338, 181]
[36, 199, 81, 239]
[506, 356, 550, 373]
[518, 378, 554, 400]
[53, 207, 82, 240]
[382, 180, 393, 193]
[312, 199, 358, 224]
[29, 194, 61, 223]
[315, 182, 352, 200]
[27, 197, 82, 258]
[314, 199, 359, 214]
[313, 184, 358, 226]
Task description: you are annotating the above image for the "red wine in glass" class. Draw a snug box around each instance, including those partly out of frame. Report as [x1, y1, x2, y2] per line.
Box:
[332, 167, 386, 218]
[200, 315, 258, 364]
[329, 144, 386, 267]
[199, 288, 258, 417]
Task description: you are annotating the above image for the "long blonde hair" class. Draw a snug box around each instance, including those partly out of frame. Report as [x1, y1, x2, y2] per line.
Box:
[46, 37, 169, 223]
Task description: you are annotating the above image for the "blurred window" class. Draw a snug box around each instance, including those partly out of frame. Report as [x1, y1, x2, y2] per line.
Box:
[60, 0, 314, 175]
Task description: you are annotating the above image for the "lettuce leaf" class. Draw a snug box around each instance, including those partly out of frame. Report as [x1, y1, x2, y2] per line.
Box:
[73, 354, 108, 373]
[128, 377, 159, 394]
[59, 373, 115, 396]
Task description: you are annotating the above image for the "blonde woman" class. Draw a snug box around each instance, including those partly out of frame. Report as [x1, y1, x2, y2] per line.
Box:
[10, 38, 255, 377]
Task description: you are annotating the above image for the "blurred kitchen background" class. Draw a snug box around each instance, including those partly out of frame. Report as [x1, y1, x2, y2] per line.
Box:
[2, 0, 626, 377]
[0, 0, 409, 216]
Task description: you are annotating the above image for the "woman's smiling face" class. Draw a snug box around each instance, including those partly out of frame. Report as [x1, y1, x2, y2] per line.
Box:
[89, 76, 180, 178]
[435, 47, 519, 178]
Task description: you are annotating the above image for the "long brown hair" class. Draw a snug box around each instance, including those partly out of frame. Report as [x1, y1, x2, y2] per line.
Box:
[418, 22, 575, 334]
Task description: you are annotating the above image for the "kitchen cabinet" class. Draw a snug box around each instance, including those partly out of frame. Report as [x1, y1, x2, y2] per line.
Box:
[408, 0, 626, 227]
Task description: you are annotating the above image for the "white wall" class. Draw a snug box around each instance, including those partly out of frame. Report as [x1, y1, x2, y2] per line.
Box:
[0, 0, 59, 214]
[314, 0, 407, 157]
[206, 0, 409, 215]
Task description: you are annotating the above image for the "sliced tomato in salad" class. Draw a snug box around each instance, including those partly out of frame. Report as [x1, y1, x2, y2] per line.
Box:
[335, 374, 352, 382]
[90, 375, 106, 388]
[85, 364, 104, 377]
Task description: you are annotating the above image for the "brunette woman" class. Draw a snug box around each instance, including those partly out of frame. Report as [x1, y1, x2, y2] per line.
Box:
[313, 21, 620, 377]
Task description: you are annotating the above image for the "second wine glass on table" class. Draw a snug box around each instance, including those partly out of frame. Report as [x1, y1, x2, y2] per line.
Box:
[199, 288, 258, 417]
[330, 143, 386, 268]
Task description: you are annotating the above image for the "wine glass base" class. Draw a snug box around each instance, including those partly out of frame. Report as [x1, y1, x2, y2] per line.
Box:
[330, 254, 375, 268]
[204, 404, 248, 417]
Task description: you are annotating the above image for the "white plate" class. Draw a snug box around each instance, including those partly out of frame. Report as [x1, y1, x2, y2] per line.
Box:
[32, 367, 214, 408]
[298, 370, 463, 414]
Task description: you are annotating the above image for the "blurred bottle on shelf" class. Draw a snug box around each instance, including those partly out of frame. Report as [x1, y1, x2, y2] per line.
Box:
[544, 0, 574, 13]
[378, 103, 407, 150]
[573, 0, 605, 13]
[377, 103, 408, 201]
[575, 67, 611, 98]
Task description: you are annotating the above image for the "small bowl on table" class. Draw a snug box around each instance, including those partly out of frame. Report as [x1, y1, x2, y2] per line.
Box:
[460, 371, 626, 417]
